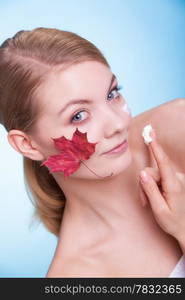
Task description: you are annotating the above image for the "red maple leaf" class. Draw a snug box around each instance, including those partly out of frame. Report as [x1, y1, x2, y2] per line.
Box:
[41, 128, 113, 179]
[51, 128, 97, 161]
[41, 128, 99, 178]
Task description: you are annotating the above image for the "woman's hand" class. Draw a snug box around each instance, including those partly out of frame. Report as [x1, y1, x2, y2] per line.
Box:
[139, 128, 185, 246]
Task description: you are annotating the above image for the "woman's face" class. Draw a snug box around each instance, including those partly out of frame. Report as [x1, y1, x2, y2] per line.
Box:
[32, 61, 133, 179]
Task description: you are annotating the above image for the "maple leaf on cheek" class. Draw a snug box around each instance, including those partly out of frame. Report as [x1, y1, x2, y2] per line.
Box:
[53, 129, 95, 160]
[41, 128, 113, 179]
[41, 152, 80, 178]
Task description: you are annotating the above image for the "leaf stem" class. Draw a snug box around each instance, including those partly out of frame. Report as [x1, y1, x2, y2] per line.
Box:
[80, 160, 113, 178]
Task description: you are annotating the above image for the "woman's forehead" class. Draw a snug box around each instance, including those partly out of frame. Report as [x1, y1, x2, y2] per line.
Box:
[52, 61, 112, 82]
[37, 61, 113, 100]
[33, 63, 115, 122]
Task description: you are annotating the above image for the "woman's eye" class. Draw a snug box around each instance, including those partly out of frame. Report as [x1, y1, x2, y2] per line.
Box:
[71, 110, 87, 123]
[107, 85, 123, 101]
[70, 84, 123, 124]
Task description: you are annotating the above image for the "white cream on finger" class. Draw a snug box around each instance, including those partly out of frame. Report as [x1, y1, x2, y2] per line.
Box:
[142, 124, 153, 144]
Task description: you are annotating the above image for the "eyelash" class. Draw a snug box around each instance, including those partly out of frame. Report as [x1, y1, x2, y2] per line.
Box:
[70, 84, 123, 124]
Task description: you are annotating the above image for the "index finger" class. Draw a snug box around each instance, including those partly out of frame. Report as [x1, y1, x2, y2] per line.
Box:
[148, 128, 176, 191]
[147, 140, 159, 170]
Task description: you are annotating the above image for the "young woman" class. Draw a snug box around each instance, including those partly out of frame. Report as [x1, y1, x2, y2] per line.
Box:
[0, 27, 185, 277]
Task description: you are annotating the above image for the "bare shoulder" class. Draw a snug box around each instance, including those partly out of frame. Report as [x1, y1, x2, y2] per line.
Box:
[130, 97, 185, 170]
[46, 255, 106, 278]
[133, 97, 185, 124]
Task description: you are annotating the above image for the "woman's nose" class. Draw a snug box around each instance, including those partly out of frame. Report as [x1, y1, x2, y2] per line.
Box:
[102, 106, 130, 138]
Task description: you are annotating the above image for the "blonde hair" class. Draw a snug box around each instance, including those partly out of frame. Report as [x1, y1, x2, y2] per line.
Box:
[0, 27, 110, 236]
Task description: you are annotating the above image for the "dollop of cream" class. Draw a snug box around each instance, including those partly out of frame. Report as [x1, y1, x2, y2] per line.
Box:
[142, 124, 153, 144]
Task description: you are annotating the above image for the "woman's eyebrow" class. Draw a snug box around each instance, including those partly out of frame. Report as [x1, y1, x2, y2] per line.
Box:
[58, 74, 117, 116]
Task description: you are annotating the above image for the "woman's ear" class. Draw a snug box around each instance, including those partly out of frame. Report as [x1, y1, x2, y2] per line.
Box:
[7, 129, 45, 161]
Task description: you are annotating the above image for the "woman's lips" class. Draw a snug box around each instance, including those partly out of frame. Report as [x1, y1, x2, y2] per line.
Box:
[102, 140, 128, 155]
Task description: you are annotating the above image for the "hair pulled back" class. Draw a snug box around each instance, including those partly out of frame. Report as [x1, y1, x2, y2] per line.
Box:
[0, 27, 110, 236]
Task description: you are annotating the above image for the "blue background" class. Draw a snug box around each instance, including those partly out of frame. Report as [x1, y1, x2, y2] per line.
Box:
[0, 0, 185, 277]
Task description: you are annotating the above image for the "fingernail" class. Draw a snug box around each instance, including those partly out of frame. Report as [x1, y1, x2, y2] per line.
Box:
[140, 170, 149, 183]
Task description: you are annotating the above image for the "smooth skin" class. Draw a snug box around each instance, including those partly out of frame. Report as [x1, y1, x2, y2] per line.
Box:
[46, 98, 185, 277]
[7, 61, 185, 277]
